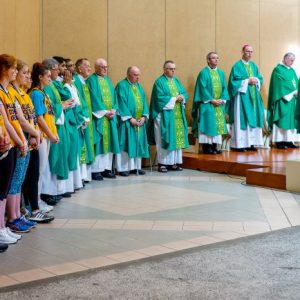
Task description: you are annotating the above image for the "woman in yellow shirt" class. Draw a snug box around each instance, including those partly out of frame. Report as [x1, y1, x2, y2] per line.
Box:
[0, 54, 28, 243]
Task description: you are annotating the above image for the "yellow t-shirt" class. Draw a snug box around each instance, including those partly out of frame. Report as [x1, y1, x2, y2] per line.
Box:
[0, 88, 25, 146]
[8, 85, 39, 130]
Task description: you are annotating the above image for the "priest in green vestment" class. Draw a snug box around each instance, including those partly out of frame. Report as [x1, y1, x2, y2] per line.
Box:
[115, 66, 149, 176]
[267, 52, 299, 149]
[192, 52, 229, 154]
[227, 45, 264, 152]
[148, 60, 189, 173]
[86, 58, 120, 180]
[43, 58, 80, 196]
[73, 58, 95, 181]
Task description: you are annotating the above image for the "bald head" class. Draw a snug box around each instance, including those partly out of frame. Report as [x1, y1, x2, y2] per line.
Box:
[127, 66, 141, 84]
[95, 58, 108, 76]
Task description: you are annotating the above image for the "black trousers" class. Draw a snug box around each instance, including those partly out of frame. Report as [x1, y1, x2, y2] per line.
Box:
[22, 149, 39, 211]
[0, 147, 17, 201]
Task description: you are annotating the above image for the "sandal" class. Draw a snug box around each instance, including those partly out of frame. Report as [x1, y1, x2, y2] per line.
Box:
[168, 164, 183, 171]
[158, 165, 168, 173]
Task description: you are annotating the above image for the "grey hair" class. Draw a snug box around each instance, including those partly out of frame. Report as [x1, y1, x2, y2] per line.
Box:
[283, 52, 295, 60]
[42, 58, 59, 69]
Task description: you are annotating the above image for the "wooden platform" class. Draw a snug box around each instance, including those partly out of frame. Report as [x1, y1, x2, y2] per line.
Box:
[182, 148, 300, 190]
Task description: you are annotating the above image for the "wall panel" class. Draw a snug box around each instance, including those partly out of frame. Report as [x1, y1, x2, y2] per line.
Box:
[166, 0, 216, 119]
[16, 0, 41, 66]
[42, 0, 107, 63]
[0, 0, 16, 55]
[108, 0, 165, 96]
[216, 0, 260, 82]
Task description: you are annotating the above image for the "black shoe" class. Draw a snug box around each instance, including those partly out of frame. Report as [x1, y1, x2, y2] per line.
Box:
[212, 143, 222, 154]
[119, 171, 129, 177]
[101, 170, 116, 179]
[0, 243, 8, 253]
[129, 169, 146, 175]
[61, 192, 72, 198]
[53, 195, 62, 201]
[167, 165, 183, 171]
[245, 145, 258, 151]
[286, 142, 299, 149]
[92, 172, 104, 181]
[202, 144, 214, 154]
[231, 147, 247, 152]
[40, 194, 50, 201]
[276, 142, 288, 149]
[43, 196, 59, 206]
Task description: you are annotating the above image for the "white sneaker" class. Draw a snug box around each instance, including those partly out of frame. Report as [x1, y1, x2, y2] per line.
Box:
[0, 228, 18, 244]
[38, 200, 54, 213]
[6, 227, 22, 240]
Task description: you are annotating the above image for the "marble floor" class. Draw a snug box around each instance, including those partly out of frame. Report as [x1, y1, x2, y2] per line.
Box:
[1, 169, 300, 289]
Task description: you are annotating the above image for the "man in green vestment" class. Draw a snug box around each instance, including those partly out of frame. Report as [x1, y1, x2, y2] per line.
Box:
[86, 58, 120, 180]
[192, 52, 229, 154]
[115, 66, 149, 176]
[52, 56, 84, 191]
[43, 58, 80, 198]
[148, 60, 189, 173]
[227, 45, 264, 152]
[267, 52, 299, 149]
[73, 58, 95, 181]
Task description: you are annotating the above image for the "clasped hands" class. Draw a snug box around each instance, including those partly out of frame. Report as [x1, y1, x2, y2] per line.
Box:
[105, 109, 116, 120]
[130, 116, 145, 127]
[176, 95, 184, 103]
[211, 99, 223, 106]
[248, 77, 258, 85]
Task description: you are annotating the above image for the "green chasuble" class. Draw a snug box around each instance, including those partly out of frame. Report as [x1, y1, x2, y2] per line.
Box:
[86, 73, 120, 155]
[115, 78, 149, 158]
[297, 80, 300, 133]
[267, 63, 298, 131]
[50, 80, 80, 171]
[73, 74, 95, 164]
[148, 75, 189, 151]
[42, 85, 69, 180]
[192, 66, 229, 138]
[227, 60, 264, 130]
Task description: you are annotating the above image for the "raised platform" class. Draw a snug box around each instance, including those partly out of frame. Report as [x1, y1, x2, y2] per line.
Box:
[182, 148, 300, 190]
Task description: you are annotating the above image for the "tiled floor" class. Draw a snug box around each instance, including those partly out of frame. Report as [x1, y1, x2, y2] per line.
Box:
[1, 169, 300, 288]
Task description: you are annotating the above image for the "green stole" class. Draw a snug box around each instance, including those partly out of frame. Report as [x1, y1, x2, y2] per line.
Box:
[80, 83, 95, 163]
[98, 77, 113, 154]
[50, 83, 62, 104]
[166, 79, 185, 149]
[244, 63, 257, 118]
[209, 69, 226, 135]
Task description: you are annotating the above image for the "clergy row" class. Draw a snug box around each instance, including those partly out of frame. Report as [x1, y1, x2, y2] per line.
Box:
[192, 45, 300, 154]
[0, 46, 299, 250]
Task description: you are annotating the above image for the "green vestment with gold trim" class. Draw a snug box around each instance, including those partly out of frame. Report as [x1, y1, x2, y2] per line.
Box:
[148, 75, 189, 151]
[115, 78, 149, 158]
[192, 66, 229, 137]
[86, 73, 120, 155]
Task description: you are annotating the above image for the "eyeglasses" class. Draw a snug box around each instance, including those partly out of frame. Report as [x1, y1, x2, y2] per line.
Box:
[98, 66, 108, 69]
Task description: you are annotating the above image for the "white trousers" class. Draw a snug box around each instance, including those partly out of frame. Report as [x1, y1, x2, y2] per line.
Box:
[154, 114, 182, 165]
[116, 152, 141, 172]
